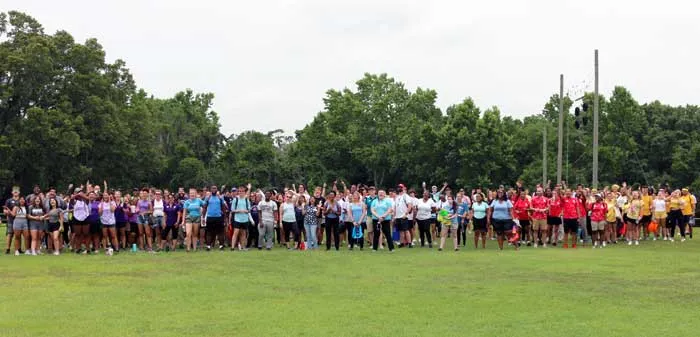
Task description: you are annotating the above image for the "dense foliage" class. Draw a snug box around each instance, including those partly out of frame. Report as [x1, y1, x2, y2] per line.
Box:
[1, 11, 698, 196]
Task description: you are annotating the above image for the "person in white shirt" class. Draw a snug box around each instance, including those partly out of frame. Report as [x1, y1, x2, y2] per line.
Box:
[394, 184, 413, 248]
[415, 190, 437, 248]
[407, 189, 419, 246]
[257, 191, 278, 250]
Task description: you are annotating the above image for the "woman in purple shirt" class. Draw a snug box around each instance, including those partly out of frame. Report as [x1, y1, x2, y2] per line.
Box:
[159, 194, 181, 251]
[87, 192, 101, 253]
[136, 189, 153, 252]
[114, 191, 129, 250]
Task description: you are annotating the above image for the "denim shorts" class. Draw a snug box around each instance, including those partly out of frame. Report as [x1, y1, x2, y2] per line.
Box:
[137, 214, 150, 225]
[151, 215, 163, 228]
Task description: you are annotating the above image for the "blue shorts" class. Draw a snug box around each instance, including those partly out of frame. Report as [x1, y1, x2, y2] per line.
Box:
[151, 216, 163, 229]
[137, 215, 150, 225]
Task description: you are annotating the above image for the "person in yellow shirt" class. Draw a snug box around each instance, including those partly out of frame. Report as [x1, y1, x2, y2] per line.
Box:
[667, 190, 686, 242]
[680, 188, 695, 239]
[640, 186, 653, 239]
[604, 192, 618, 246]
[625, 191, 643, 245]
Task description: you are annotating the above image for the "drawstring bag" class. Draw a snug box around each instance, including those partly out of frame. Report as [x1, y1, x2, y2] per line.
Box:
[352, 225, 363, 239]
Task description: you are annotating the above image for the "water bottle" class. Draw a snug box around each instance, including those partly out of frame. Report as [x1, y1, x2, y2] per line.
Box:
[131, 243, 138, 252]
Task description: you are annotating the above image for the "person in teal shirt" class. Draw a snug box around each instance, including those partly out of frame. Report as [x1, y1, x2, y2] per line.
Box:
[182, 189, 204, 252]
[370, 190, 395, 252]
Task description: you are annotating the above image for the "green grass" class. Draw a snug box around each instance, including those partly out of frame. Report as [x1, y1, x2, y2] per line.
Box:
[0, 236, 698, 337]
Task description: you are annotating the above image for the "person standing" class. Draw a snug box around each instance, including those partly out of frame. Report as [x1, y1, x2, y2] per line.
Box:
[547, 190, 563, 246]
[303, 196, 320, 250]
[280, 191, 301, 250]
[530, 188, 550, 248]
[394, 184, 412, 248]
[363, 187, 377, 247]
[513, 191, 532, 246]
[346, 192, 366, 250]
[182, 189, 204, 252]
[10, 197, 29, 255]
[323, 191, 342, 251]
[371, 190, 395, 252]
[27, 196, 46, 255]
[230, 186, 252, 251]
[98, 192, 119, 253]
[203, 185, 227, 251]
[3, 188, 21, 254]
[257, 191, 278, 250]
[589, 194, 608, 248]
[161, 194, 181, 251]
[561, 189, 581, 249]
[470, 193, 488, 249]
[488, 190, 516, 251]
[415, 191, 436, 248]
[46, 198, 64, 255]
[438, 195, 459, 251]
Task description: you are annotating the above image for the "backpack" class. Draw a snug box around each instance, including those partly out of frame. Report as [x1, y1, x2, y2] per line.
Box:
[234, 197, 250, 211]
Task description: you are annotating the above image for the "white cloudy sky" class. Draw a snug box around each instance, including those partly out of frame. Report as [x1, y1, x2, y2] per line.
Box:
[5, 0, 699, 136]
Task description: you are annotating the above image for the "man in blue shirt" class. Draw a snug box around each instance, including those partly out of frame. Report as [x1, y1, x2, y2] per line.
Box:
[371, 189, 395, 252]
[230, 185, 252, 251]
[203, 185, 228, 251]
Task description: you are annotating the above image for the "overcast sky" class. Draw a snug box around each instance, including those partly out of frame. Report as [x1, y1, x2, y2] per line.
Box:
[6, 0, 699, 136]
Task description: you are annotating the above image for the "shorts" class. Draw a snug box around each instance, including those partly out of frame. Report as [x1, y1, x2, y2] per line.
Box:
[129, 222, 139, 233]
[473, 217, 487, 231]
[137, 215, 150, 225]
[206, 217, 224, 232]
[653, 211, 666, 220]
[103, 223, 116, 228]
[492, 219, 513, 235]
[591, 220, 606, 231]
[161, 225, 177, 240]
[116, 222, 127, 229]
[48, 222, 61, 232]
[5, 221, 13, 235]
[396, 218, 411, 231]
[151, 215, 163, 229]
[89, 220, 102, 234]
[547, 216, 562, 226]
[626, 217, 638, 226]
[683, 215, 692, 225]
[28, 221, 43, 231]
[532, 219, 547, 231]
[365, 217, 373, 232]
[13, 220, 28, 231]
[519, 219, 531, 228]
[186, 215, 200, 224]
[563, 218, 578, 233]
[233, 221, 249, 230]
[640, 215, 652, 224]
[72, 218, 88, 227]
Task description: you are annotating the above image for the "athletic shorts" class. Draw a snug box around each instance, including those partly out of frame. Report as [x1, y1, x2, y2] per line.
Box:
[396, 218, 411, 231]
[547, 216, 562, 226]
[89, 220, 102, 234]
[653, 211, 666, 220]
[233, 221, 249, 230]
[591, 220, 606, 231]
[492, 219, 512, 235]
[116, 222, 127, 229]
[519, 219, 531, 228]
[640, 215, 651, 224]
[48, 222, 61, 232]
[532, 218, 547, 231]
[103, 223, 116, 228]
[206, 217, 224, 232]
[563, 218, 578, 233]
[72, 218, 88, 227]
[473, 217, 487, 232]
[129, 222, 139, 233]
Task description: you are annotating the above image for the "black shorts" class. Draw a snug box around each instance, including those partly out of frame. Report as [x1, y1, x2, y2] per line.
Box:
[206, 217, 224, 232]
[129, 222, 139, 233]
[473, 217, 487, 232]
[519, 220, 531, 228]
[547, 216, 562, 226]
[89, 220, 102, 234]
[233, 221, 249, 230]
[563, 218, 578, 233]
[396, 218, 411, 231]
[72, 218, 88, 227]
[48, 222, 61, 232]
[640, 215, 652, 225]
[492, 219, 513, 235]
[116, 222, 127, 229]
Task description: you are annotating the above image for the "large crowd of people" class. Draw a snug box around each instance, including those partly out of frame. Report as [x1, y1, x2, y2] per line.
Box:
[1, 180, 695, 256]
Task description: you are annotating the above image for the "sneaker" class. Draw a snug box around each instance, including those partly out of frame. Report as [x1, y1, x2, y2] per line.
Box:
[53, 251, 60, 256]
[670, 238, 675, 242]
[681, 238, 686, 242]
[526, 242, 532, 247]
[206, 245, 212, 251]
[653, 237, 657, 241]
[572, 244, 577, 249]
[534, 243, 538, 248]
[628, 241, 633, 246]
[14, 250, 20, 256]
[438, 248, 443, 251]
[428, 243, 433, 248]
[219, 245, 224, 251]
[5, 249, 9, 255]
[635, 240, 640, 246]
[25, 250, 31, 255]
[543, 243, 547, 248]
[602, 241, 607, 248]
[579, 239, 584, 243]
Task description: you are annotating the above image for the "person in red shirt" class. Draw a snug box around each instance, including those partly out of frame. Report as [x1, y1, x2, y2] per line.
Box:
[589, 193, 608, 248]
[547, 190, 563, 246]
[530, 188, 550, 247]
[513, 190, 532, 246]
[561, 189, 581, 248]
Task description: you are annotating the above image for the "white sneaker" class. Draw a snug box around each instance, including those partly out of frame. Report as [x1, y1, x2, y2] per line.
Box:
[53, 251, 60, 256]
[14, 250, 20, 256]
[681, 238, 686, 242]
[543, 243, 547, 248]
[31, 251, 37, 256]
[635, 241, 639, 246]
[653, 237, 657, 241]
[628, 241, 632, 246]
[579, 239, 584, 243]
[25, 250, 31, 255]
[670, 238, 675, 242]
[534, 243, 538, 248]
[602, 241, 607, 248]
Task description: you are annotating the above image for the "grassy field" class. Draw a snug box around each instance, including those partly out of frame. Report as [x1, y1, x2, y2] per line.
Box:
[0, 235, 698, 337]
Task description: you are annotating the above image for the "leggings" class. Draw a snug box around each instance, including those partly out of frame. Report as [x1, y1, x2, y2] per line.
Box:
[417, 219, 433, 246]
[349, 225, 364, 249]
[325, 217, 340, 250]
[373, 220, 395, 251]
[668, 211, 686, 237]
[283, 221, 300, 247]
[457, 220, 467, 246]
[160, 225, 177, 241]
[247, 222, 259, 248]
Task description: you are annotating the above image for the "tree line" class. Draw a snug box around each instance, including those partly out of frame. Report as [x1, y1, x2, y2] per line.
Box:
[2, 11, 699, 197]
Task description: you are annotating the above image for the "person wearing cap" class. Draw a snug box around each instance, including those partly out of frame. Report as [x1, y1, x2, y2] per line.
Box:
[3, 187, 21, 254]
[589, 193, 607, 248]
[394, 184, 413, 248]
[680, 188, 695, 239]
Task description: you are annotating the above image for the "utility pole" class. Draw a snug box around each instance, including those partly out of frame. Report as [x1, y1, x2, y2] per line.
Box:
[543, 127, 547, 186]
[557, 74, 564, 184]
[592, 50, 599, 189]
